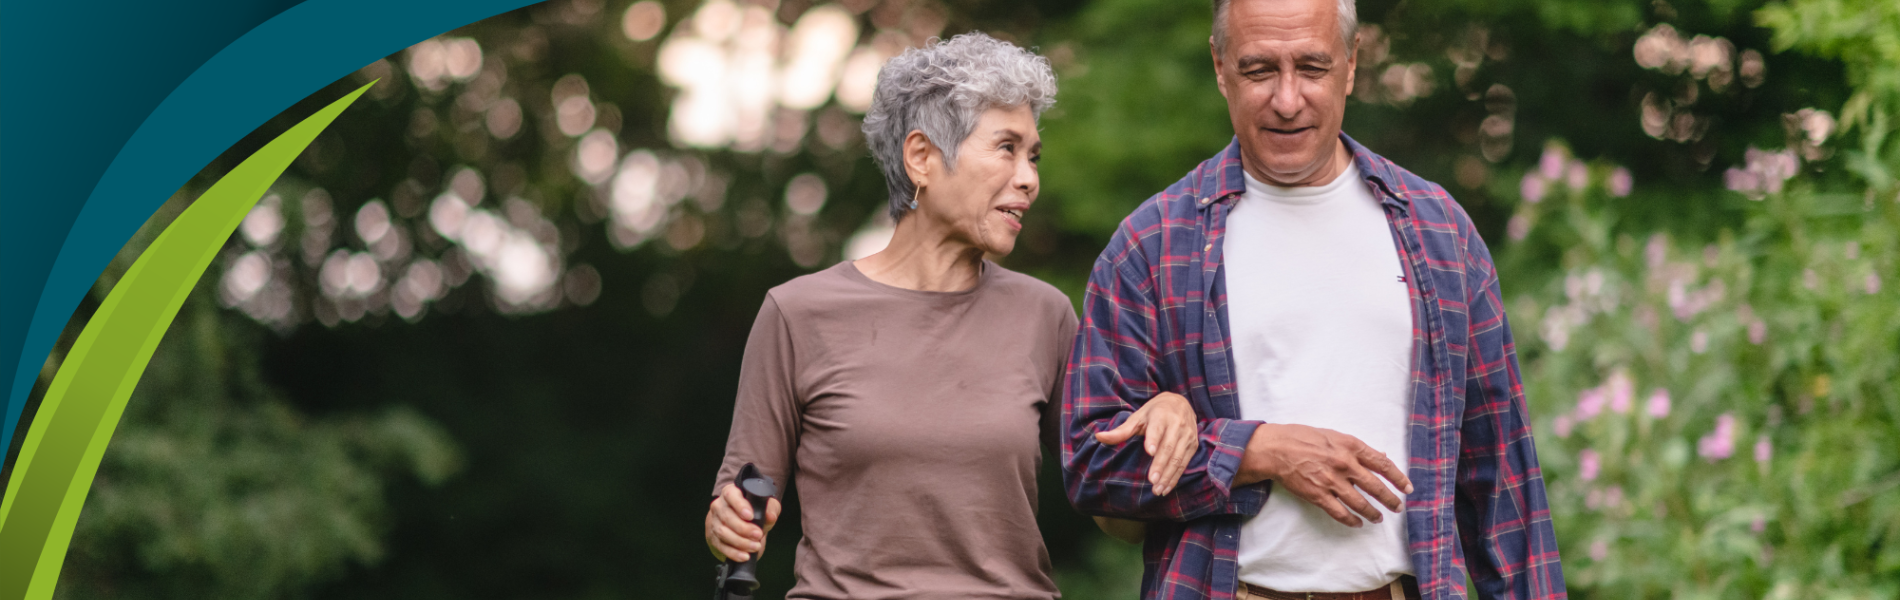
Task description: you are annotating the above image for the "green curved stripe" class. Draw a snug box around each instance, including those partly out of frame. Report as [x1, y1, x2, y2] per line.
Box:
[0, 82, 373, 600]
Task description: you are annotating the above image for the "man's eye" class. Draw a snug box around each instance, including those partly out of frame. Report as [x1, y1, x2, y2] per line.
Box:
[1001, 143, 1015, 153]
[1029, 154, 1041, 164]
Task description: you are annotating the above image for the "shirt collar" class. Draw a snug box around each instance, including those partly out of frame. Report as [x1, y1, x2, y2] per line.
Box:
[1199, 132, 1411, 213]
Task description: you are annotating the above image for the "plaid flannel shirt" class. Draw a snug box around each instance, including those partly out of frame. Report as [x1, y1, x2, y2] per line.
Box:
[1061, 134, 1565, 600]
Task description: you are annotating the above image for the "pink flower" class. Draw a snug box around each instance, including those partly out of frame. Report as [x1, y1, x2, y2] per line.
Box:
[1580, 448, 1601, 481]
[1540, 145, 1566, 180]
[1577, 387, 1606, 420]
[1608, 371, 1634, 414]
[1554, 414, 1574, 437]
[1566, 161, 1590, 190]
[1751, 516, 1766, 534]
[1691, 329, 1709, 353]
[1645, 234, 1668, 269]
[1748, 321, 1767, 345]
[1589, 540, 1609, 561]
[1508, 214, 1532, 240]
[1698, 413, 1737, 461]
[1868, 273, 1883, 295]
[1724, 167, 1763, 197]
[1608, 167, 1633, 197]
[1754, 434, 1772, 463]
[1521, 172, 1546, 204]
[1646, 389, 1671, 418]
[1667, 278, 1689, 318]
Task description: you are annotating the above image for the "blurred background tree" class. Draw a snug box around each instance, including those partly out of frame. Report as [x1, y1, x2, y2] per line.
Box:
[8, 0, 1894, 597]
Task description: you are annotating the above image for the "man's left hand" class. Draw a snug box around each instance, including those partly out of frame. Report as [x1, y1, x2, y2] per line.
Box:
[1095, 391, 1200, 495]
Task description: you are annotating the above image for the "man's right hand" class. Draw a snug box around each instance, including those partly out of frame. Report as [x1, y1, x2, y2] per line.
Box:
[1236, 423, 1414, 528]
[705, 482, 782, 563]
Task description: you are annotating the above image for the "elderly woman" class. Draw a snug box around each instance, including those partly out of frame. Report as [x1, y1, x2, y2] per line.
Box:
[703, 33, 1196, 598]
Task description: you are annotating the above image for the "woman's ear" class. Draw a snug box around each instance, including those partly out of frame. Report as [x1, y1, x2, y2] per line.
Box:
[901, 130, 934, 189]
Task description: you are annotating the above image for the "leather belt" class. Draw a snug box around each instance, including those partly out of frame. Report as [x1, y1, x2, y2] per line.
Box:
[1238, 575, 1419, 600]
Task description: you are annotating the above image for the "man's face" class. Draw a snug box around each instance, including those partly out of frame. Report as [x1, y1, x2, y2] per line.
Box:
[1212, 0, 1356, 186]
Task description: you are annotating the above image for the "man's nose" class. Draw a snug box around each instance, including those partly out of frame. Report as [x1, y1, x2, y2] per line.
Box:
[1269, 72, 1303, 120]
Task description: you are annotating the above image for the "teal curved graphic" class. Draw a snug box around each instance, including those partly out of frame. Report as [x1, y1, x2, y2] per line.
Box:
[3, 0, 537, 488]
[0, 83, 372, 600]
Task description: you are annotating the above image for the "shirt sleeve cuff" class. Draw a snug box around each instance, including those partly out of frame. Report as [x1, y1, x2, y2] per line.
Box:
[1207, 418, 1261, 495]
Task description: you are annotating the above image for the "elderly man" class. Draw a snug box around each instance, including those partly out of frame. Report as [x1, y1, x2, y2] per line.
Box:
[1061, 0, 1566, 599]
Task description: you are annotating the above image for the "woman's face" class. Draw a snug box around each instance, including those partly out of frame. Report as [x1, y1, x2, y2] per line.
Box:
[913, 104, 1041, 257]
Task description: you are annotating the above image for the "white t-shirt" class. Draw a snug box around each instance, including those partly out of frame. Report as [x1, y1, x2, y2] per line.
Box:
[1224, 163, 1416, 592]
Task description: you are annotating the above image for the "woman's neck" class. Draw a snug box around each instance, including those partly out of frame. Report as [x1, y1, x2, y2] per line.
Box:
[853, 215, 986, 292]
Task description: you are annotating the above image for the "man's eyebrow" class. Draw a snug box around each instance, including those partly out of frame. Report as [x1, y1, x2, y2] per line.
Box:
[1235, 55, 1273, 70]
[1296, 52, 1334, 66]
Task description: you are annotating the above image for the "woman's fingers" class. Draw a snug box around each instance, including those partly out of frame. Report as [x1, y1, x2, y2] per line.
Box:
[763, 497, 782, 532]
[1149, 414, 1191, 495]
[707, 497, 756, 561]
[720, 484, 756, 521]
[706, 483, 776, 563]
[712, 486, 764, 541]
[1147, 421, 1173, 491]
[1094, 412, 1147, 446]
[710, 519, 755, 561]
[1161, 423, 1198, 494]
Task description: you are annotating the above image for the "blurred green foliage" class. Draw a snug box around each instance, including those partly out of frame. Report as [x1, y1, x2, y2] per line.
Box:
[1510, 0, 1900, 596]
[15, 0, 1898, 597]
[49, 198, 460, 600]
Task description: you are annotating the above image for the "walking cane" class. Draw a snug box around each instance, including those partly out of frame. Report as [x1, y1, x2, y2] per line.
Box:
[714, 463, 777, 600]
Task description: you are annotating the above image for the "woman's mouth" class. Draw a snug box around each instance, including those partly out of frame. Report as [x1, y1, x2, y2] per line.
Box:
[996, 206, 1025, 230]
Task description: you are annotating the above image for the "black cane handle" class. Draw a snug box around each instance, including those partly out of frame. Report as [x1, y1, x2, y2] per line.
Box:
[715, 463, 777, 599]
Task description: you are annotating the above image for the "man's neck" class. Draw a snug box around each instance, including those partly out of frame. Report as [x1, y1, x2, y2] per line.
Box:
[1243, 138, 1352, 188]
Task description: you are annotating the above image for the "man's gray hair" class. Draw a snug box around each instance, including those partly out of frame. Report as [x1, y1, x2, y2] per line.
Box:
[861, 32, 1057, 222]
[1211, 0, 1358, 56]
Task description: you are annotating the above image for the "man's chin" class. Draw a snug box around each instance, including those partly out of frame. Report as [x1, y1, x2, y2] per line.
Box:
[1254, 159, 1325, 182]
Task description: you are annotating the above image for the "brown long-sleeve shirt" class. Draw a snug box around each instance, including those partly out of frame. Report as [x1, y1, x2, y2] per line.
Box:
[714, 260, 1078, 600]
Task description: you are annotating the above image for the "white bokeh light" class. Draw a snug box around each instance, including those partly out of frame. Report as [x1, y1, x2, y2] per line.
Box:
[575, 130, 620, 184]
[779, 5, 859, 110]
[355, 200, 392, 245]
[240, 194, 284, 247]
[623, 0, 666, 42]
[430, 192, 471, 241]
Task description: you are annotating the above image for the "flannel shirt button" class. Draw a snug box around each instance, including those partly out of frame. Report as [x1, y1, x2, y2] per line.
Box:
[1200, 196, 1211, 205]
[1204, 244, 1213, 252]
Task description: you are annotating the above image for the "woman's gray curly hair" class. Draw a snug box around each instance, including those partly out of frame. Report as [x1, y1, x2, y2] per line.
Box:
[861, 32, 1058, 222]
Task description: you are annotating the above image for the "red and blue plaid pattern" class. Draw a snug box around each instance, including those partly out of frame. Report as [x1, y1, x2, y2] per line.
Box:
[1062, 134, 1565, 600]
